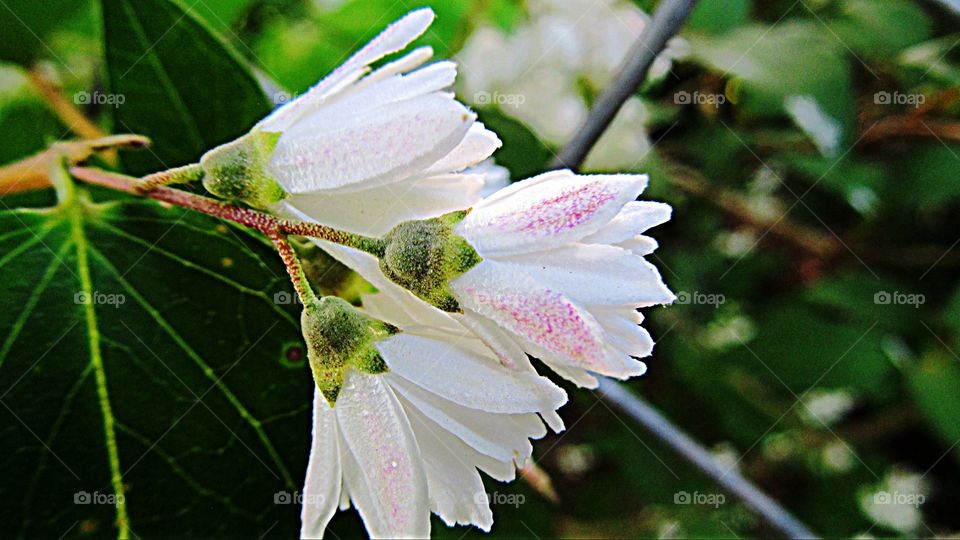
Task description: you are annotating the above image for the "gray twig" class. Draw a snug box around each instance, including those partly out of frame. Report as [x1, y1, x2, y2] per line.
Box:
[597, 379, 819, 539]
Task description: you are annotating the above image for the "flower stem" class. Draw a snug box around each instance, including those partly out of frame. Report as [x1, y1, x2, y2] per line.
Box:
[68, 166, 386, 257]
[269, 232, 318, 306]
[136, 163, 205, 192]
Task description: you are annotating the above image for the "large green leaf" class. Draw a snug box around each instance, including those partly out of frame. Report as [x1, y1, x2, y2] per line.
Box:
[101, 0, 272, 175]
[0, 172, 312, 538]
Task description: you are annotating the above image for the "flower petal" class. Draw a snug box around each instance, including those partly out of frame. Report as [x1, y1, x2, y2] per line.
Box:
[457, 170, 647, 256]
[498, 244, 675, 307]
[450, 260, 610, 371]
[386, 374, 544, 463]
[423, 123, 502, 175]
[281, 171, 484, 236]
[257, 8, 435, 131]
[269, 93, 474, 194]
[378, 333, 567, 414]
[403, 405, 494, 531]
[301, 390, 342, 539]
[581, 201, 672, 245]
[336, 371, 429, 538]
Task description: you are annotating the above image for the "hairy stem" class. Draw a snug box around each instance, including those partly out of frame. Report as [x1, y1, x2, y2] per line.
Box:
[270, 232, 319, 306]
[68, 166, 386, 256]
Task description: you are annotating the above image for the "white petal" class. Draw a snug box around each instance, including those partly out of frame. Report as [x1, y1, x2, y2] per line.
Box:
[404, 405, 494, 531]
[498, 244, 675, 307]
[349, 46, 434, 93]
[423, 123, 502, 175]
[404, 398, 516, 482]
[269, 93, 474, 194]
[581, 201, 672, 245]
[300, 390, 342, 539]
[257, 8, 435, 131]
[456, 310, 534, 372]
[378, 334, 567, 414]
[282, 61, 460, 142]
[451, 260, 610, 372]
[386, 374, 544, 463]
[335, 371, 429, 538]
[621, 235, 659, 256]
[543, 361, 600, 388]
[590, 306, 654, 358]
[457, 171, 648, 256]
[282, 171, 484, 236]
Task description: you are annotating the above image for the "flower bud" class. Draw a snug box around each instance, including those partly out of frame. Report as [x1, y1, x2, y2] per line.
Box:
[200, 130, 286, 208]
[301, 296, 396, 405]
[378, 211, 482, 312]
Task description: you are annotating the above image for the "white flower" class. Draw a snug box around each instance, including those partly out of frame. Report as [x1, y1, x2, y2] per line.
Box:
[446, 170, 675, 387]
[456, 0, 686, 169]
[300, 291, 566, 538]
[201, 8, 502, 237]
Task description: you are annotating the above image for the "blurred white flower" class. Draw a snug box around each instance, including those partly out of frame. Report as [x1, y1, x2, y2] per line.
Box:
[457, 0, 686, 169]
[300, 294, 566, 538]
[858, 468, 930, 534]
[800, 388, 855, 427]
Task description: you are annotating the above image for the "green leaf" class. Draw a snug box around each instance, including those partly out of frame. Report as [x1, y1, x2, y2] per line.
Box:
[101, 0, 272, 176]
[831, 0, 933, 60]
[905, 352, 960, 465]
[689, 22, 854, 142]
[0, 175, 311, 537]
[0, 0, 93, 65]
[892, 142, 960, 209]
[687, 0, 752, 35]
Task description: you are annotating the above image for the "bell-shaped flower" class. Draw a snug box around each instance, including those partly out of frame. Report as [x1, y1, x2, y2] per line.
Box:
[297, 294, 566, 538]
[372, 170, 675, 387]
[198, 8, 501, 237]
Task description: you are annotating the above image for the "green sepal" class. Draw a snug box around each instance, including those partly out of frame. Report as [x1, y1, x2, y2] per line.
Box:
[199, 129, 286, 208]
[379, 210, 482, 312]
[300, 296, 396, 406]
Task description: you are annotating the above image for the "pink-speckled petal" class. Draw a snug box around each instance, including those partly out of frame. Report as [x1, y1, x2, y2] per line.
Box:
[301, 390, 341, 539]
[335, 371, 429, 538]
[457, 171, 648, 256]
[270, 93, 473, 194]
[257, 8, 435, 131]
[450, 260, 611, 372]
[582, 201, 672, 245]
[423, 122, 502, 175]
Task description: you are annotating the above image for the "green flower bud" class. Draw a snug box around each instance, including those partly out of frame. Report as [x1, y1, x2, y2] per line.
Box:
[378, 211, 482, 312]
[301, 296, 396, 405]
[200, 129, 286, 208]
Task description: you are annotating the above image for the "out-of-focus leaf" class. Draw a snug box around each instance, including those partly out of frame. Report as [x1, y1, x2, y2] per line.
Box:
[687, 0, 752, 35]
[0, 0, 92, 65]
[101, 0, 272, 175]
[892, 142, 960, 209]
[475, 108, 554, 180]
[898, 35, 960, 85]
[905, 352, 960, 464]
[0, 64, 63, 166]
[782, 154, 887, 215]
[689, 23, 854, 142]
[831, 0, 933, 60]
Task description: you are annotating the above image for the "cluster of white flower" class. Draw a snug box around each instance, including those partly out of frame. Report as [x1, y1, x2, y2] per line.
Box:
[198, 9, 674, 538]
[457, 0, 688, 170]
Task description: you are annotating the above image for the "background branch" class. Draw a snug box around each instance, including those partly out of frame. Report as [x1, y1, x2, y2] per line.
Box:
[551, 0, 699, 170]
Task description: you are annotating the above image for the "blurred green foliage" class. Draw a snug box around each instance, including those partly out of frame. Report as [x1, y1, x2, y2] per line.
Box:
[1, 0, 960, 538]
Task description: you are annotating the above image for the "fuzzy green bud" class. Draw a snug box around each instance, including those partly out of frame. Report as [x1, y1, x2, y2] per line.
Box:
[301, 296, 396, 405]
[200, 129, 286, 208]
[378, 211, 482, 312]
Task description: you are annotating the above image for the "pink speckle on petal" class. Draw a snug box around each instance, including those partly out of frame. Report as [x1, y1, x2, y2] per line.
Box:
[464, 286, 604, 367]
[485, 181, 618, 240]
